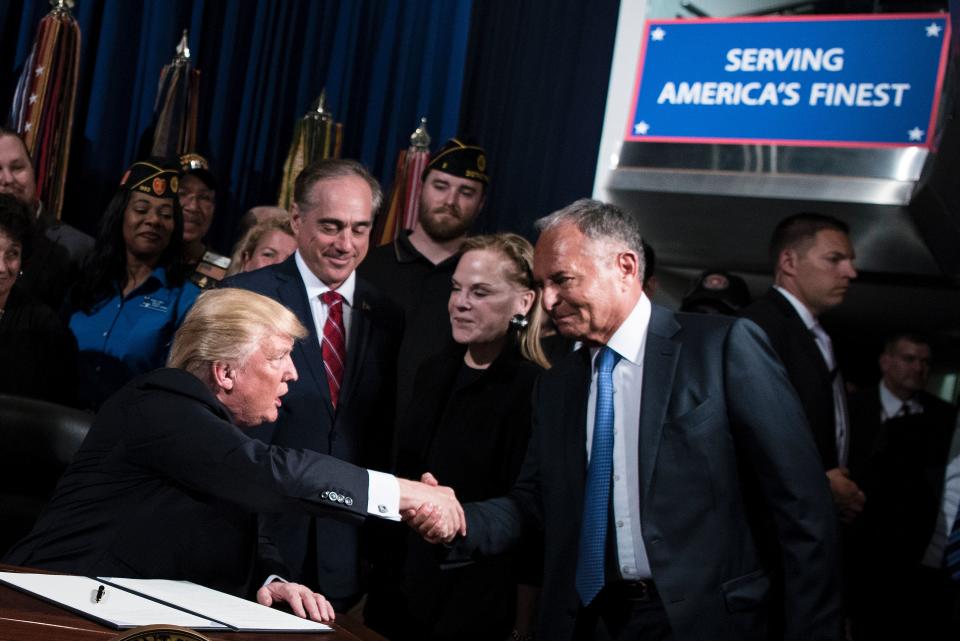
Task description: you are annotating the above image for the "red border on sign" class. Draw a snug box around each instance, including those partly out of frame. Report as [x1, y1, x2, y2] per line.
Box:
[624, 13, 951, 150]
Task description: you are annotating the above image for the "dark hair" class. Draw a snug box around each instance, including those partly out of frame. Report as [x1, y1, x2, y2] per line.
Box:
[0, 126, 30, 159]
[293, 158, 383, 213]
[883, 332, 931, 354]
[0, 193, 33, 258]
[642, 240, 656, 285]
[769, 213, 849, 270]
[71, 187, 187, 313]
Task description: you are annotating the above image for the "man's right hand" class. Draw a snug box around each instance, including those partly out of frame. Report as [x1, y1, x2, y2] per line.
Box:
[826, 467, 865, 523]
[397, 473, 465, 543]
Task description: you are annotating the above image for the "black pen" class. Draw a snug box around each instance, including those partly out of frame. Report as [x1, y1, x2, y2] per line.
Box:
[95, 584, 105, 603]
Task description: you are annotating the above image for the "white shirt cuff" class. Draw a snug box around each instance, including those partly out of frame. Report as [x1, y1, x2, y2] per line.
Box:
[367, 470, 401, 521]
[261, 575, 287, 588]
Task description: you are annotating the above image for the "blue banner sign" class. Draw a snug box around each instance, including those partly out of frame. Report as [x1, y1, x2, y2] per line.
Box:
[627, 14, 951, 147]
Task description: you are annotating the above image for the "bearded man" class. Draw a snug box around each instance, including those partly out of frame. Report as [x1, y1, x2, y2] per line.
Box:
[359, 138, 489, 417]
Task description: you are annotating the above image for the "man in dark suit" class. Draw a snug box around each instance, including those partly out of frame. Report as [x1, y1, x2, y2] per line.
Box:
[5, 288, 464, 623]
[847, 333, 954, 476]
[226, 159, 404, 610]
[741, 213, 862, 524]
[412, 199, 841, 641]
[846, 333, 958, 639]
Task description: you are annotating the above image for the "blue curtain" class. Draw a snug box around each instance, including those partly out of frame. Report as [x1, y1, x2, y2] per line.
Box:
[0, 0, 471, 252]
[458, 0, 619, 238]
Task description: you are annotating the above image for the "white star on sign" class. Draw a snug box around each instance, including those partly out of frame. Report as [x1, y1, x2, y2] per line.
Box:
[34, 66, 44, 77]
[634, 121, 650, 135]
[651, 27, 665, 41]
[29, 94, 37, 105]
[908, 127, 924, 141]
[926, 22, 942, 38]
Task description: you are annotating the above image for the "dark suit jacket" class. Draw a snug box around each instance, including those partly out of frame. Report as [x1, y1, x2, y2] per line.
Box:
[225, 256, 402, 601]
[741, 288, 840, 469]
[847, 385, 955, 482]
[459, 306, 842, 641]
[4, 368, 369, 598]
[849, 389, 957, 566]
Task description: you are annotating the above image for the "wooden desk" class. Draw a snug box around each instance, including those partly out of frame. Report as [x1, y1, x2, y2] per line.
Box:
[0, 565, 388, 641]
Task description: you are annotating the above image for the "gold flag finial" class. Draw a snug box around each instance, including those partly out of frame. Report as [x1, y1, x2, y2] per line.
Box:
[50, 0, 75, 14]
[410, 117, 431, 150]
[306, 90, 332, 122]
[175, 29, 190, 64]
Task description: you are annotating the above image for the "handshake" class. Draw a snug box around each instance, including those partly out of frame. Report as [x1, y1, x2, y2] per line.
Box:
[397, 473, 465, 544]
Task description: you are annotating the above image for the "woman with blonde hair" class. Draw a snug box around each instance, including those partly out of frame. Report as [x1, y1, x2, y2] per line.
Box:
[225, 213, 297, 277]
[366, 232, 547, 641]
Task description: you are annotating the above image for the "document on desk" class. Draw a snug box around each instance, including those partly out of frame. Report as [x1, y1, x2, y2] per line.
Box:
[100, 577, 332, 632]
[0, 572, 226, 630]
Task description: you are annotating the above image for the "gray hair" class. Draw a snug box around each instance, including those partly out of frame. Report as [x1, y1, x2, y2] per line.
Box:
[535, 198, 646, 280]
[294, 158, 383, 213]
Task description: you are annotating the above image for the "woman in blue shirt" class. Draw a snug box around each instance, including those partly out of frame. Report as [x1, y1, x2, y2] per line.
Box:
[69, 159, 200, 409]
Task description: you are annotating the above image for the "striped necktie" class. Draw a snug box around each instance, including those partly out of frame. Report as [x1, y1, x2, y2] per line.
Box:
[320, 290, 346, 407]
[575, 346, 622, 606]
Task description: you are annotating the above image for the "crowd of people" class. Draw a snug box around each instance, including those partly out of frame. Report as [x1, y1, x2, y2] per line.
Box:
[0, 123, 957, 641]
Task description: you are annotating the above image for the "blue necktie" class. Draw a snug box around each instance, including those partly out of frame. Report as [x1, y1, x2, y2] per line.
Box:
[944, 507, 960, 582]
[576, 346, 622, 606]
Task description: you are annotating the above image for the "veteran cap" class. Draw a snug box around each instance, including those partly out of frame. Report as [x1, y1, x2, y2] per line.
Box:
[680, 269, 751, 315]
[423, 138, 489, 185]
[119, 158, 180, 199]
[179, 152, 218, 191]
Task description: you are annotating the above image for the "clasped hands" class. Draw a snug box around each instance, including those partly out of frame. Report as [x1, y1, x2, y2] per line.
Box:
[826, 467, 866, 524]
[398, 472, 466, 544]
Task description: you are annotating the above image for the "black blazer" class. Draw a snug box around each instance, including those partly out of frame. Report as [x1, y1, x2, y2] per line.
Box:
[4, 369, 369, 598]
[851, 390, 957, 565]
[459, 306, 842, 641]
[225, 256, 403, 601]
[371, 343, 543, 641]
[848, 385, 956, 481]
[741, 288, 839, 469]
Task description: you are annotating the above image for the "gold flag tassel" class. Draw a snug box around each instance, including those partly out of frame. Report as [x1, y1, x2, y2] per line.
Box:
[9, 0, 82, 221]
[277, 91, 343, 210]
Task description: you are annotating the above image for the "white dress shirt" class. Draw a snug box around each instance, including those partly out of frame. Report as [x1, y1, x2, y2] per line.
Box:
[585, 293, 653, 580]
[775, 286, 850, 467]
[878, 381, 923, 423]
[294, 251, 399, 521]
[922, 416, 960, 568]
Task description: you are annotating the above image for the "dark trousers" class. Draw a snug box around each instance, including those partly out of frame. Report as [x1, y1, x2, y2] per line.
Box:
[851, 564, 959, 641]
[573, 582, 673, 641]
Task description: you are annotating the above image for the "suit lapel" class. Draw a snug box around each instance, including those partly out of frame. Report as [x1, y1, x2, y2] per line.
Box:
[564, 348, 592, 508]
[275, 259, 333, 414]
[769, 289, 832, 385]
[339, 279, 374, 411]
[639, 305, 681, 506]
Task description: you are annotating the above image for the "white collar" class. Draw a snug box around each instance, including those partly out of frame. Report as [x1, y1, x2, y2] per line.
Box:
[591, 293, 651, 368]
[294, 250, 356, 307]
[879, 380, 921, 417]
[775, 285, 818, 329]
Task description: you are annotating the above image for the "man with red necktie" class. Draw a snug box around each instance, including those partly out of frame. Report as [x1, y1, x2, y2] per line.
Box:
[227, 158, 404, 611]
